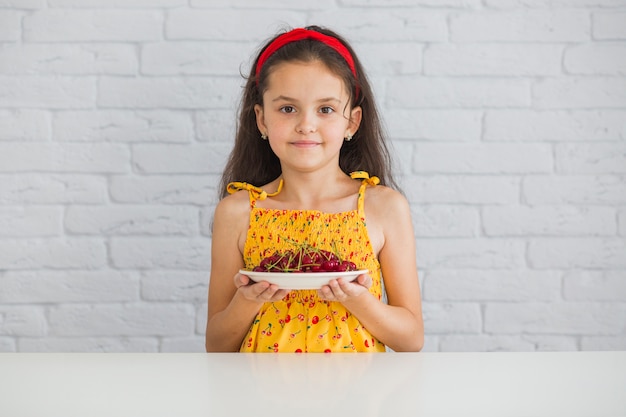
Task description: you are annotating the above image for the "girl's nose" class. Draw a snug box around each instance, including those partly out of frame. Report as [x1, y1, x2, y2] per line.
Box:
[295, 112, 316, 134]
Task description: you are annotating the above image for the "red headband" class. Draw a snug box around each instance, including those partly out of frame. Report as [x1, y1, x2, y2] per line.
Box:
[255, 28, 359, 97]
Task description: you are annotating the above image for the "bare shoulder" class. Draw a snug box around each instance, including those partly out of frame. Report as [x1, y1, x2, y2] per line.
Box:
[365, 185, 410, 218]
[212, 190, 251, 233]
[363, 185, 412, 254]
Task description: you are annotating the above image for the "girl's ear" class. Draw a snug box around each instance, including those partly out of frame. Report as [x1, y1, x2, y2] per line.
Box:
[254, 104, 267, 136]
[348, 105, 362, 136]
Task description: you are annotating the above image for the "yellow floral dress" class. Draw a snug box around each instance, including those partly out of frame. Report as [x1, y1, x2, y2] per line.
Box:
[227, 172, 386, 353]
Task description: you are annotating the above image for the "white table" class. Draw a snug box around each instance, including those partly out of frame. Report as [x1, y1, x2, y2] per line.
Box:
[1, 352, 624, 417]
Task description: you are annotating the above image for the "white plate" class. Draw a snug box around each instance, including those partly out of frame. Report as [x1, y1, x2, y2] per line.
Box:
[238, 269, 369, 290]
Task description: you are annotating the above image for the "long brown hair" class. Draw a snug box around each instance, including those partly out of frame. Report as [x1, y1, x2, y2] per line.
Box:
[218, 25, 398, 198]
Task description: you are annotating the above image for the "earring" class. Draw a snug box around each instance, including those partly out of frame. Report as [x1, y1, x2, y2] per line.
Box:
[345, 133, 353, 141]
[261, 133, 268, 140]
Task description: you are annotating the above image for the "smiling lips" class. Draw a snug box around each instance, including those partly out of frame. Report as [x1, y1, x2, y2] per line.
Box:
[291, 140, 320, 148]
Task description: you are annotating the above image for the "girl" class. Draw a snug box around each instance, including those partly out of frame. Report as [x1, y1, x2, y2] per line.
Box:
[205, 26, 423, 353]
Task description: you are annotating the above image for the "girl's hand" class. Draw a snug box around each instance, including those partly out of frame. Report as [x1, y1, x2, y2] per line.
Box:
[317, 273, 372, 302]
[235, 273, 288, 303]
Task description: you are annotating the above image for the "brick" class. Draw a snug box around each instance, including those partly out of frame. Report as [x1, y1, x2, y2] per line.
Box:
[533, 78, 626, 109]
[413, 143, 552, 174]
[353, 42, 422, 75]
[65, 206, 197, 236]
[403, 175, 520, 204]
[141, 42, 254, 75]
[195, 302, 207, 335]
[390, 141, 413, 178]
[0, 207, 61, 237]
[439, 335, 536, 352]
[565, 44, 626, 75]
[195, 110, 236, 142]
[386, 110, 482, 141]
[450, 10, 590, 42]
[166, 10, 306, 40]
[563, 270, 626, 301]
[199, 206, 215, 237]
[416, 238, 526, 269]
[0, 110, 50, 141]
[528, 238, 626, 268]
[49, 0, 185, 6]
[339, 0, 481, 6]
[520, 335, 579, 351]
[388, 77, 530, 108]
[593, 11, 626, 39]
[419, 335, 439, 352]
[0, 10, 20, 41]
[191, 0, 333, 6]
[23, 10, 163, 42]
[424, 44, 562, 76]
[48, 303, 195, 336]
[132, 144, 231, 174]
[0, 143, 129, 173]
[310, 10, 448, 41]
[423, 270, 561, 301]
[18, 337, 158, 353]
[485, 0, 626, 7]
[0, 338, 15, 352]
[110, 237, 211, 269]
[0, 44, 137, 75]
[161, 337, 206, 353]
[411, 205, 478, 237]
[581, 336, 626, 351]
[141, 271, 208, 302]
[109, 175, 219, 205]
[0, 306, 46, 336]
[556, 143, 626, 174]
[0, 174, 107, 204]
[0, 76, 95, 108]
[422, 302, 482, 334]
[53, 110, 192, 143]
[484, 110, 626, 141]
[0, 271, 139, 303]
[523, 175, 626, 204]
[485, 302, 626, 335]
[98, 77, 240, 109]
[0, 239, 106, 270]
[0, 0, 45, 7]
[483, 206, 616, 236]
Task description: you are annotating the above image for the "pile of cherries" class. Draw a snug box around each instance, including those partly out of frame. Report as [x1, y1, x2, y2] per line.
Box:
[252, 244, 357, 273]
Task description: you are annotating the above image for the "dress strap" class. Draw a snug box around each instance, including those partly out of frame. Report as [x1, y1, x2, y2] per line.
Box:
[349, 171, 379, 215]
[226, 180, 284, 207]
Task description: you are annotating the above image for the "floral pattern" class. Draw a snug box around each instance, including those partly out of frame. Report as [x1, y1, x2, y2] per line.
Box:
[229, 172, 385, 353]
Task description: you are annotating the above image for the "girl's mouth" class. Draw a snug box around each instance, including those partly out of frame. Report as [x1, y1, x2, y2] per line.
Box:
[291, 141, 320, 148]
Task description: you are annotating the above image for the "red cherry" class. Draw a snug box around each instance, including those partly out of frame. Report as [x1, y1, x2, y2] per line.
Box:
[311, 316, 319, 325]
[321, 260, 338, 271]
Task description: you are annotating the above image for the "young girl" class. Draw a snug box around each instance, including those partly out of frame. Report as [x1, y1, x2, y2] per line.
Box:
[205, 26, 423, 353]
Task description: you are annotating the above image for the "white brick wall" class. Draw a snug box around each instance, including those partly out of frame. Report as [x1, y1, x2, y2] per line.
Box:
[0, 1, 625, 353]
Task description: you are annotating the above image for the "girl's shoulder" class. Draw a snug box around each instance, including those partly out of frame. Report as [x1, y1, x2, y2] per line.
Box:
[365, 184, 411, 217]
[367, 183, 407, 204]
[214, 185, 252, 220]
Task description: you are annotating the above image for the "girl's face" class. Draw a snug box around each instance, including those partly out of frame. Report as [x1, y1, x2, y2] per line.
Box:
[254, 60, 361, 174]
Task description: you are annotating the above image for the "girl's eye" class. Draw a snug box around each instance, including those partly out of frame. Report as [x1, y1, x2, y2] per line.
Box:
[320, 106, 334, 114]
[280, 106, 296, 114]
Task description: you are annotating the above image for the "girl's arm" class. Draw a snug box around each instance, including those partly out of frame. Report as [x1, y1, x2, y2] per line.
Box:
[205, 195, 287, 352]
[320, 188, 424, 351]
